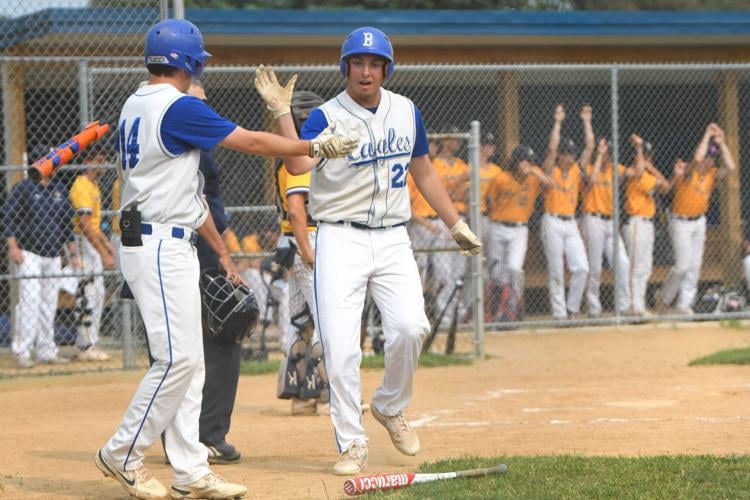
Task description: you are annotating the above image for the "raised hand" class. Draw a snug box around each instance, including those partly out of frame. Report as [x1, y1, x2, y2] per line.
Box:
[254, 65, 297, 119]
[630, 133, 643, 147]
[554, 104, 566, 123]
[580, 104, 592, 123]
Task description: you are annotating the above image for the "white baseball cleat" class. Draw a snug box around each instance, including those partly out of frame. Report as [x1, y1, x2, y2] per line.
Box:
[170, 472, 247, 499]
[78, 346, 111, 361]
[95, 449, 168, 499]
[371, 407, 420, 456]
[332, 442, 368, 476]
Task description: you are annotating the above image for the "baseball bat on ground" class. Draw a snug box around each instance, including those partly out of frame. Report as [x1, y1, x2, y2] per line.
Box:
[343, 463, 508, 496]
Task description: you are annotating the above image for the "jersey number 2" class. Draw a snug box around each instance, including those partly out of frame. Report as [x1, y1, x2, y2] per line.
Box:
[118, 117, 141, 169]
[391, 163, 409, 188]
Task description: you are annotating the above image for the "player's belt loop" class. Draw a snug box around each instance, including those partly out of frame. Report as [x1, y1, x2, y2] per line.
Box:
[332, 220, 407, 230]
[141, 222, 196, 244]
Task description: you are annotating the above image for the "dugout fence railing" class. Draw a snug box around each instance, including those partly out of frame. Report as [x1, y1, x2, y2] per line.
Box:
[3, 34, 750, 375]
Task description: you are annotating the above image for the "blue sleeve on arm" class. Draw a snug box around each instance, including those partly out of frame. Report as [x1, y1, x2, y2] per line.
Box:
[300, 109, 329, 140]
[412, 105, 429, 158]
[161, 96, 238, 155]
[2, 183, 25, 237]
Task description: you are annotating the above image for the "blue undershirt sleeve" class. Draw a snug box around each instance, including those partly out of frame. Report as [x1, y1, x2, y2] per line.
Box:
[412, 105, 429, 158]
[299, 109, 329, 141]
[161, 96, 238, 155]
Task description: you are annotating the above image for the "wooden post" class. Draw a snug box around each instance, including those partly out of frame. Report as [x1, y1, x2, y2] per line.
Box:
[498, 71, 519, 161]
[718, 70, 743, 287]
[2, 62, 27, 186]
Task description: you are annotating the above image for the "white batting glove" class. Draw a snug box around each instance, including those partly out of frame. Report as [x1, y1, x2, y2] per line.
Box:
[308, 123, 359, 159]
[254, 65, 297, 119]
[450, 220, 482, 256]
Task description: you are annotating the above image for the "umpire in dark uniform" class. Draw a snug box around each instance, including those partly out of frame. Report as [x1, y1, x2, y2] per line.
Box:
[191, 81, 243, 464]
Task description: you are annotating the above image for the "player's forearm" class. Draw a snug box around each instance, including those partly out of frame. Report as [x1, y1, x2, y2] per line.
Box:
[290, 219, 314, 263]
[719, 143, 737, 171]
[79, 219, 109, 257]
[7, 236, 19, 251]
[693, 130, 712, 163]
[220, 126, 310, 161]
[196, 214, 231, 261]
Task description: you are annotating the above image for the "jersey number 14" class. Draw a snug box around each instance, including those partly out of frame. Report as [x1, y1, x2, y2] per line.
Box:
[118, 117, 141, 169]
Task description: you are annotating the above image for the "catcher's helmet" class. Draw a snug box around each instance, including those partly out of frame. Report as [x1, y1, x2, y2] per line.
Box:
[145, 19, 211, 77]
[291, 90, 324, 134]
[339, 27, 394, 79]
[200, 269, 259, 342]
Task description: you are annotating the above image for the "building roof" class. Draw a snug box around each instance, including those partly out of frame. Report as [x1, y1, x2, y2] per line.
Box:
[2, 8, 750, 50]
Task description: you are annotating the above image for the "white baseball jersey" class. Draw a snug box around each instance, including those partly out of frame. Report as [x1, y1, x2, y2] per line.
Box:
[309, 88, 416, 227]
[117, 83, 208, 229]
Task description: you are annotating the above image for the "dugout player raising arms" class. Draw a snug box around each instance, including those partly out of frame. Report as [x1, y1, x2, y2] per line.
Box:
[95, 19, 357, 500]
[658, 123, 736, 314]
[254, 27, 481, 476]
[541, 104, 594, 320]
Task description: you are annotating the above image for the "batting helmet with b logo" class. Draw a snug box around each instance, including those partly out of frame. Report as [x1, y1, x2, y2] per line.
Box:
[145, 19, 211, 77]
[339, 27, 394, 79]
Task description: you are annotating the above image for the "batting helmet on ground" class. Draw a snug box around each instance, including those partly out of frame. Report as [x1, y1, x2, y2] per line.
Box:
[145, 19, 211, 77]
[291, 90, 324, 134]
[200, 269, 259, 344]
[339, 27, 394, 78]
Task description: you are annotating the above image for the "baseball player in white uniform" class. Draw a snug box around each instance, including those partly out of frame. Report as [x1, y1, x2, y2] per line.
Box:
[254, 27, 481, 476]
[95, 19, 357, 499]
[541, 105, 594, 319]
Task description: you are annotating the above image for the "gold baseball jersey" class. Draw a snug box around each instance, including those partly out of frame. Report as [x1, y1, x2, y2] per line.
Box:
[111, 177, 121, 235]
[625, 171, 658, 218]
[276, 161, 316, 235]
[487, 167, 543, 223]
[70, 174, 102, 234]
[672, 168, 718, 217]
[544, 163, 582, 216]
[581, 163, 626, 215]
[433, 156, 470, 214]
[480, 162, 503, 214]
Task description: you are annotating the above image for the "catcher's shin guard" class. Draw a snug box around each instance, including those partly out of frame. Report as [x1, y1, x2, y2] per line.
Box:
[277, 339, 306, 399]
[311, 341, 329, 404]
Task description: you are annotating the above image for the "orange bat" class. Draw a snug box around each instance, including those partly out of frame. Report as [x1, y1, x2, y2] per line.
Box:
[28, 119, 111, 182]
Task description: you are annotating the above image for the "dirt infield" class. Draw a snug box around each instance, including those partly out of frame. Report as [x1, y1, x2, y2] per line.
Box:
[1, 321, 748, 499]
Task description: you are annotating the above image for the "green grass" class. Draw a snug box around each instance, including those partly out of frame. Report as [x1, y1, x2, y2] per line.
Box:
[689, 346, 750, 366]
[368, 455, 750, 499]
[238, 353, 472, 376]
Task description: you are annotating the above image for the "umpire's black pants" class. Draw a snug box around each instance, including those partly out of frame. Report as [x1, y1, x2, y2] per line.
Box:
[197, 237, 242, 447]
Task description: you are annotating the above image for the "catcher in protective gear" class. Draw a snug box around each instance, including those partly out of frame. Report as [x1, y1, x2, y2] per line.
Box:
[200, 269, 260, 345]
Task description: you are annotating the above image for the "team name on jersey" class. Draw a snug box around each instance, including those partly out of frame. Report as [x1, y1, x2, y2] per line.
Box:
[350, 127, 412, 165]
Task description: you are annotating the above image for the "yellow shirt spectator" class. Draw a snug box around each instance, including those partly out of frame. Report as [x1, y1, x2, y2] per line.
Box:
[433, 156, 470, 214]
[480, 162, 503, 214]
[625, 171, 658, 218]
[276, 162, 315, 235]
[581, 163, 626, 216]
[487, 167, 544, 223]
[544, 163, 582, 217]
[672, 168, 718, 218]
[70, 174, 102, 234]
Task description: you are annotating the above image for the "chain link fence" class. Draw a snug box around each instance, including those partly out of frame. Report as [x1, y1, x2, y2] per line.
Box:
[2, 1, 750, 376]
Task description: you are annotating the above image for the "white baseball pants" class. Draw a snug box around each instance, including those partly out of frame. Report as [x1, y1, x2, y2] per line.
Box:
[486, 221, 528, 298]
[541, 214, 589, 319]
[661, 216, 706, 310]
[103, 230, 210, 486]
[314, 223, 430, 452]
[582, 214, 631, 316]
[76, 235, 105, 349]
[11, 251, 62, 362]
[622, 216, 655, 313]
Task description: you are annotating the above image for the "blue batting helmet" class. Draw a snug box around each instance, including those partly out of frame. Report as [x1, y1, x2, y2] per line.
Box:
[339, 27, 394, 79]
[145, 19, 211, 77]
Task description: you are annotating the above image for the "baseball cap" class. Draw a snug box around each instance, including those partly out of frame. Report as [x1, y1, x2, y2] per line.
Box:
[481, 132, 496, 145]
[707, 140, 720, 158]
[509, 144, 536, 170]
[558, 137, 577, 155]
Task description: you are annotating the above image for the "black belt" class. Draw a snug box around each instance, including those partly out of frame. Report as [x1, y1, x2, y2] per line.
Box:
[586, 212, 612, 221]
[548, 213, 575, 221]
[331, 221, 407, 230]
[627, 215, 653, 222]
[493, 220, 527, 227]
[672, 214, 702, 221]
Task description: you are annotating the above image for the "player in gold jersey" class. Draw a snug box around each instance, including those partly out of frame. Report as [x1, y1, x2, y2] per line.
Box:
[658, 123, 736, 314]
